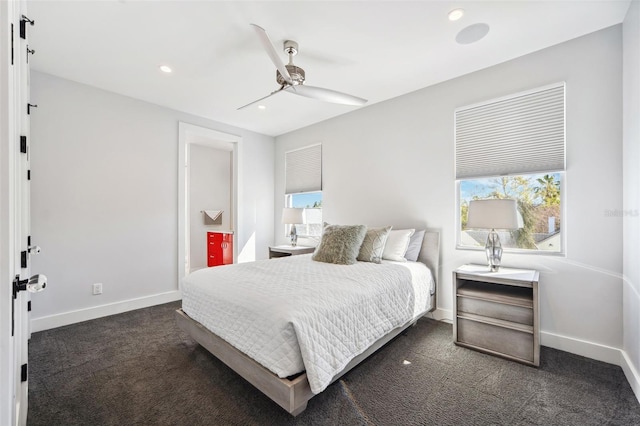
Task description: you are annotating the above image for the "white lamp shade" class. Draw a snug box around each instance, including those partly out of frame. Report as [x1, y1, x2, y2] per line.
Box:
[467, 199, 520, 230]
[281, 208, 304, 225]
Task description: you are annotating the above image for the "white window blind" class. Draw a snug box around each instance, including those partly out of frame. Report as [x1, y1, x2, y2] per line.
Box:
[285, 144, 322, 194]
[455, 83, 565, 179]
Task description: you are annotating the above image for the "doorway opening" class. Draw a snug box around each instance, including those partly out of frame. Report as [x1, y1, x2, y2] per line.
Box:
[178, 123, 241, 289]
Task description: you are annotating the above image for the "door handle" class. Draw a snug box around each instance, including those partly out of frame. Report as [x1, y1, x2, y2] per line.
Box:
[13, 274, 47, 298]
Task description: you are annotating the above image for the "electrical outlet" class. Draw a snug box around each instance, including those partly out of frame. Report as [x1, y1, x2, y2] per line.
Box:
[92, 283, 103, 295]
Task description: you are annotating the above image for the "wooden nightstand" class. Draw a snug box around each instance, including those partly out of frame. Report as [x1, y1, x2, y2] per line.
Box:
[453, 264, 540, 366]
[268, 245, 315, 259]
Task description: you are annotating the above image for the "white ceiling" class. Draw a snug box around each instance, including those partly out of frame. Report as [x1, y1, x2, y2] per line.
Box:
[26, 1, 631, 137]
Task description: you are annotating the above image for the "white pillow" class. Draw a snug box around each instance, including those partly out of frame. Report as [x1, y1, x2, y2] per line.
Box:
[382, 229, 415, 262]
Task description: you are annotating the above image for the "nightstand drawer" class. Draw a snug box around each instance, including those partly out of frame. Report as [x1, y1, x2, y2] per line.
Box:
[457, 296, 533, 326]
[457, 317, 534, 363]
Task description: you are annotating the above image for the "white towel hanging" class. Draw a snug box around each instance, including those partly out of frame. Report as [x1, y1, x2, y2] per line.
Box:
[203, 210, 223, 225]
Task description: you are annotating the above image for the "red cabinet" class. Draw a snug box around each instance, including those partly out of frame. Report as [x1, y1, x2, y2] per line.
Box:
[207, 232, 233, 267]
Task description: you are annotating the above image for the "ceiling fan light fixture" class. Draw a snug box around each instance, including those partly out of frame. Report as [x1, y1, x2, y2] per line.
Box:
[448, 8, 465, 21]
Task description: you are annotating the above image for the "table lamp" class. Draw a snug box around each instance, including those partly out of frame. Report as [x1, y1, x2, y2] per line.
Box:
[281, 208, 304, 246]
[466, 199, 521, 272]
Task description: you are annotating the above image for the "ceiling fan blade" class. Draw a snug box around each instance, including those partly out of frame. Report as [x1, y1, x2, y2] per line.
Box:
[284, 85, 367, 106]
[237, 87, 285, 110]
[250, 24, 293, 85]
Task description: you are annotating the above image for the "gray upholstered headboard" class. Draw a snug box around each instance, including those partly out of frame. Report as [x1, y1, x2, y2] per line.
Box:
[416, 229, 440, 312]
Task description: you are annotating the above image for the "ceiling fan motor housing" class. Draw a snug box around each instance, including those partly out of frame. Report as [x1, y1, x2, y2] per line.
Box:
[277, 65, 305, 85]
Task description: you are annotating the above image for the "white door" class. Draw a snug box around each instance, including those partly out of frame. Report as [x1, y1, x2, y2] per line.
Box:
[16, 2, 34, 423]
[1, 1, 38, 424]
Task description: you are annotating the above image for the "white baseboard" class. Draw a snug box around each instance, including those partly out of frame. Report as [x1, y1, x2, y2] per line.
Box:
[424, 308, 452, 323]
[30, 290, 182, 333]
[621, 350, 640, 404]
[540, 330, 622, 365]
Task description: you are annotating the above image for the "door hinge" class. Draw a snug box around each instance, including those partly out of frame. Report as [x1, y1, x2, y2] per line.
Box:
[26, 45, 35, 63]
[20, 15, 34, 40]
[21, 251, 27, 269]
[20, 364, 27, 382]
[28, 236, 31, 246]
[27, 170, 31, 181]
[27, 104, 38, 115]
[20, 136, 27, 153]
[27, 301, 31, 312]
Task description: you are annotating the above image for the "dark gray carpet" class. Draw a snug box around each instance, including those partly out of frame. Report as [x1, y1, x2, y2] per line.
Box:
[28, 301, 640, 425]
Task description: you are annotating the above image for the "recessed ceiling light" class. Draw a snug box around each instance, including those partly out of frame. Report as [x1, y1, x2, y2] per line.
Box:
[257, 105, 266, 110]
[448, 8, 464, 21]
[159, 65, 172, 73]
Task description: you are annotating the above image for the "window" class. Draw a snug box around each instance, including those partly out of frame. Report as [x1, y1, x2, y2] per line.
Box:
[287, 191, 323, 237]
[285, 144, 322, 238]
[455, 83, 565, 253]
[458, 173, 562, 252]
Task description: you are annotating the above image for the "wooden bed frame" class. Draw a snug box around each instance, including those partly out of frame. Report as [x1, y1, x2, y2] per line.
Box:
[176, 230, 440, 416]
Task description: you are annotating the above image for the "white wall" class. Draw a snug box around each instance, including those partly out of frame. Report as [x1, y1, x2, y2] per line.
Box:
[189, 144, 231, 270]
[29, 71, 274, 330]
[623, 0, 640, 402]
[276, 26, 624, 363]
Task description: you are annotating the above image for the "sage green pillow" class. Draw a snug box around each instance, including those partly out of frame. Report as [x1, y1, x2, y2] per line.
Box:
[312, 224, 367, 265]
[357, 226, 392, 263]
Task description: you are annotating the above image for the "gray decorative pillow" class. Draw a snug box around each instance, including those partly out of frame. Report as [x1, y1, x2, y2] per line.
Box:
[357, 226, 392, 263]
[405, 229, 426, 262]
[312, 224, 367, 265]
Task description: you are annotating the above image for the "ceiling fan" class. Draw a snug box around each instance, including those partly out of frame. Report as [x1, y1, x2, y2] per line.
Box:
[238, 24, 368, 110]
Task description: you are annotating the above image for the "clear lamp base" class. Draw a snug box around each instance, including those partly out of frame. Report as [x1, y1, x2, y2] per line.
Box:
[485, 229, 503, 272]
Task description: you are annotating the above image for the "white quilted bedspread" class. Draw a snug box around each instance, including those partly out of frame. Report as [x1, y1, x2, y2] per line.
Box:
[182, 254, 434, 394]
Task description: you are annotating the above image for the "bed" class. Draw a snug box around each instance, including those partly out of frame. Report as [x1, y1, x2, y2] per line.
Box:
[175, 229, 440, 416]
